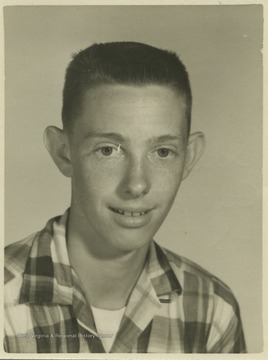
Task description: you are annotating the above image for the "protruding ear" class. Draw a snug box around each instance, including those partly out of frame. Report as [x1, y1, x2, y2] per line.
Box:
[43, 126, 72, 178]
[182, 131, 205, 180]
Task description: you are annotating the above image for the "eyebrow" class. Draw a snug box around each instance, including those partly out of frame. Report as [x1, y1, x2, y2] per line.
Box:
[84, 131, 125, 143]
[149, 134, 184, 143]
[84, 131, 184, 144]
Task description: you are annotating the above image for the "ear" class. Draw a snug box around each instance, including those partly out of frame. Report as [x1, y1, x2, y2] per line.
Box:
[43, 126, 73, 177]
[182, 131, 205, 180]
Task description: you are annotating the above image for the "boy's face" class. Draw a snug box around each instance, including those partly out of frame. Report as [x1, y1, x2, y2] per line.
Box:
[67, 84, 190, 254]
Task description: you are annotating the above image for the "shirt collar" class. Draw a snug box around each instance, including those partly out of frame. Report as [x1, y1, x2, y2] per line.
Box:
[19, 210, 73, 305]
[146, 240, 182, 300]
[19, 210, 182, 305]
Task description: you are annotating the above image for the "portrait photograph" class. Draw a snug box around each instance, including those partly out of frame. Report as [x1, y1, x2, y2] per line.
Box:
[2, 1, 265, 357]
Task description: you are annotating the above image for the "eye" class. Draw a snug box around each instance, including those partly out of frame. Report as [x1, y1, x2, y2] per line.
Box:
[100, 147, 114, 156]
[157, 148, 170, 158]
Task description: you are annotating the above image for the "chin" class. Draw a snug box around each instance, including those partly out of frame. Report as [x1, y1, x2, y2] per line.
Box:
[109, 234, 153, 254]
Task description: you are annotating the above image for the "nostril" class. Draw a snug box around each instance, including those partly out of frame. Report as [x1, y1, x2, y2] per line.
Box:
[125, 183, 150, 198]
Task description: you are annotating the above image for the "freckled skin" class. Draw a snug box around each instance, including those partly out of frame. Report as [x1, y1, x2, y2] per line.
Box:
[67, 84, 189, 256]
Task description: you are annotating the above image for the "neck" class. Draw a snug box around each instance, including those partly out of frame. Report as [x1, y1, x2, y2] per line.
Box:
[66, 209, 151, 310]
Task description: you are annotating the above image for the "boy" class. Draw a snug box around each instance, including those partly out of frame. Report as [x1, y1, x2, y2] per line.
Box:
[4, 41, 246, 353]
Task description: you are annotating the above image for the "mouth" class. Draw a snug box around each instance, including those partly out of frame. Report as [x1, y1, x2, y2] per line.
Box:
[110, 207, 150, 217]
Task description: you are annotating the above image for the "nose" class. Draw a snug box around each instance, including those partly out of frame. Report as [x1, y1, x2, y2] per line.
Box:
[121, 156, 151, 198]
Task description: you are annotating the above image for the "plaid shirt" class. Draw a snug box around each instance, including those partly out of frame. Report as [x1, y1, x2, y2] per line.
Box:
[4, 210, 246, 353]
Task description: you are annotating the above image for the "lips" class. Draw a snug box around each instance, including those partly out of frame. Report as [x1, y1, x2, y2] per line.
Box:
[110, 207, 149, 217]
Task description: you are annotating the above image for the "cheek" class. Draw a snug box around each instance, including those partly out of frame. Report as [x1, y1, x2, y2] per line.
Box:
[151, 170, 184, 210]
[153, 161, 185, 189]
[72, 159, 121, 194]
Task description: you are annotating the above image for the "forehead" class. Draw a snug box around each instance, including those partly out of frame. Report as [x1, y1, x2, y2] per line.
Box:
[82, 84, 185, 112]
[73, 84, 188, 140]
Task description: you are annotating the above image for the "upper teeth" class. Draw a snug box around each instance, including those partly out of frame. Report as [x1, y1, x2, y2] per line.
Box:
[114, 209, 146, 216]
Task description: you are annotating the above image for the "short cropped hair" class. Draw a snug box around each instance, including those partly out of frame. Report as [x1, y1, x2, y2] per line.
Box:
[62, 41, 192, 134]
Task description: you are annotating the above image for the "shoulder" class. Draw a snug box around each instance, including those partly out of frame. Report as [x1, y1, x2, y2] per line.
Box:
[4, 212, 61, 284]
[5, 232, 38, 285]
[161, 245, 239, 311]
[158, 246, 246, 352]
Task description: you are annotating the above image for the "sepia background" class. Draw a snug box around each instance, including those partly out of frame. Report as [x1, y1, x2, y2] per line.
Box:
[4, 5, 263, 352]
